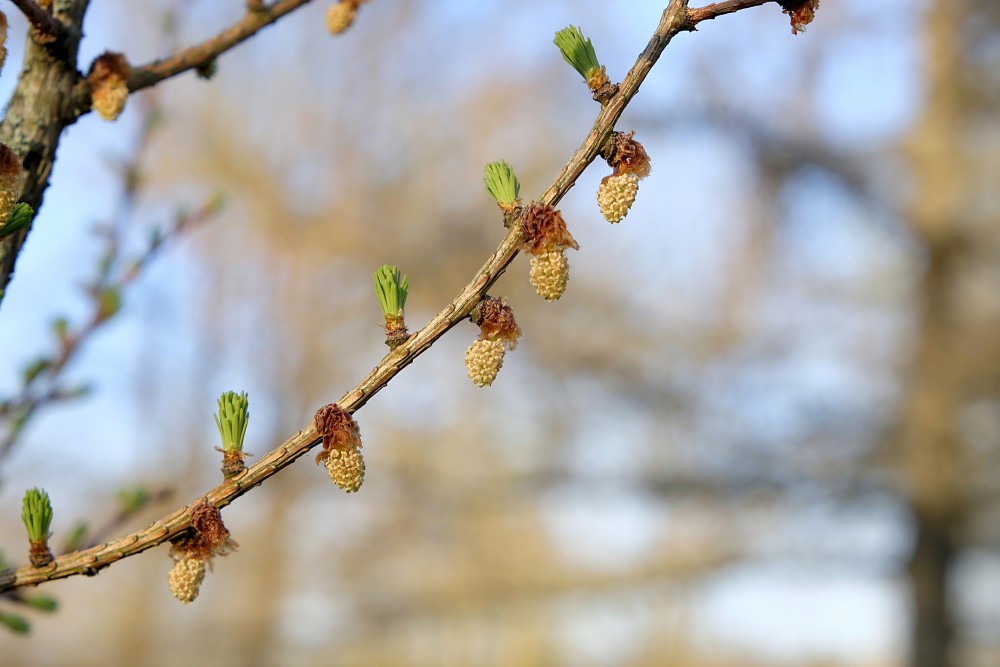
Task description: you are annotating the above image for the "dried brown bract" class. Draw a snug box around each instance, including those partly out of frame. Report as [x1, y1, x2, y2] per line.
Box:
[314, 404, 365, 492]
[473, 297, 521, 349]
[606, 131, 651, 179]
[190, 501, 230, 551]
[166, 501, 238, 603]
[88, 51, 131, 87]
[779, 0, 820, 34]
[314, 403, 362, 463]
[520, 201, 579, 255]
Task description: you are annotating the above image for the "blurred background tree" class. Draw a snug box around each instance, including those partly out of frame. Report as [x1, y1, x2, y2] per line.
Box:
[0, 1, 998, 666]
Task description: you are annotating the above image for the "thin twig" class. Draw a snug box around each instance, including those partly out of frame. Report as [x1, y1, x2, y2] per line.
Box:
[8, 0, 65, 43]
[127, 0, 314, 93]
[0, 0, 787, 593]
[686, 0, 774, 25]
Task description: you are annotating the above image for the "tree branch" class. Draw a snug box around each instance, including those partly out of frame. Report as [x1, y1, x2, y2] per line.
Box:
[0, 0, 791, 593]
[8, 0, 66, 44]
[686, 0, 775, 25]
[126, 0, 315, 93]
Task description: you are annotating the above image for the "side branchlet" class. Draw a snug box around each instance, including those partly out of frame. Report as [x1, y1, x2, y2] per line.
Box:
[214, 391, 250, 479]
[21, 488, 53, 567]
[374, 264, 410, 349]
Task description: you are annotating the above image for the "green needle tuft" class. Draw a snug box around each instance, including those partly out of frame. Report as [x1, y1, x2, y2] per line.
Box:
[21, 488, 53, 544]
[553, 26, 602, 81]
[483, 161, 521, 207]
[214, 391, 250, 452]
[0, 203, 34, 240]
[374, 265, 409, 318]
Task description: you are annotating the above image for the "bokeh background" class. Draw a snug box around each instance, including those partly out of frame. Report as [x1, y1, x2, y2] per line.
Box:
[1, 1, 998, 666]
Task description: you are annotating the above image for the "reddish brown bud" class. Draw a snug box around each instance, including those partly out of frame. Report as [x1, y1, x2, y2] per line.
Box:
[88, 51, 131, 86]
[221, 449, 246, 479]
[0, 143, 21, 180]
[28, 540, 53, 568]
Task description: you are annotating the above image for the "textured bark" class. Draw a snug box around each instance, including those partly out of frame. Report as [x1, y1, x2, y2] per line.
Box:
[0, 0, 90, 303]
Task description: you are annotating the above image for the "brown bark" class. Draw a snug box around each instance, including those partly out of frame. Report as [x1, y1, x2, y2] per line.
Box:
[0, 1, 90, 303]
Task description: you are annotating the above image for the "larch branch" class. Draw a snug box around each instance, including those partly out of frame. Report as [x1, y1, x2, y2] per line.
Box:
[0, 0, 791, 593]
[127, 0, 314, 93]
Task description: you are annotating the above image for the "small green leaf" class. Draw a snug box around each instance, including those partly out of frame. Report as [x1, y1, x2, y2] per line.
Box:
[206, 192, 226, 213]
[22, 358, 50, 385]
[96, 288, 122, 320]
[21, 595, 58, 613]
[62, 522, 88, 552]
[116, 487, 150, 513]
[0, 612, 30, 634]
[51, 317, 69, 342]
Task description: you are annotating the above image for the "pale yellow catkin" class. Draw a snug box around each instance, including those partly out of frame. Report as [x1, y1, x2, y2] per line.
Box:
[326, 2, 356, 34]
[465, 338, 506, 387]
[529, 250, 570, 301]
[92, 78, 129, 121]
[167, 557, 207, 604]
[325, 446, 365, 492]
[597, 173, 639, 223]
